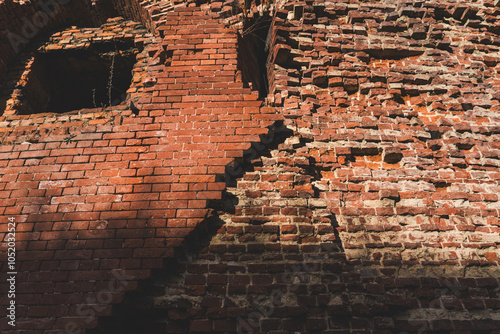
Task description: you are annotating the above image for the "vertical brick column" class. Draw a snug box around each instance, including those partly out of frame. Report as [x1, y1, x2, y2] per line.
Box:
[138, 5, 282, 246]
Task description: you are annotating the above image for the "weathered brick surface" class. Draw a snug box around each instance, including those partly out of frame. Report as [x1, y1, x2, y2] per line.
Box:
[1, 0, 500, 333]
[265, 0, 500, 268]
[0, 0, 281, 332]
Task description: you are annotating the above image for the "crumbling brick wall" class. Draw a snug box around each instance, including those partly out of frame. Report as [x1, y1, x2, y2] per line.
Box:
[265, 0, 500, 267]
[1, 0, 500, 333]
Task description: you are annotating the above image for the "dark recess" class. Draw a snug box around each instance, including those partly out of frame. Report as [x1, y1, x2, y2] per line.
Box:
[237, 15, 272, 98]
[0, 16, 144, 116]
[30, 47, 136, 114]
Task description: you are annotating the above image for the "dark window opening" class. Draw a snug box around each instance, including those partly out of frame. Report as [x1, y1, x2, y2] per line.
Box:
[237, 15, 272, 98]
[21, 45, 138, 115]
[0, 16, 149, 116]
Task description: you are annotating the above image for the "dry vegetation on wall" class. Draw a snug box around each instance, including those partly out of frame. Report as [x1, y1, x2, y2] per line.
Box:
[0, 0, 500, 334]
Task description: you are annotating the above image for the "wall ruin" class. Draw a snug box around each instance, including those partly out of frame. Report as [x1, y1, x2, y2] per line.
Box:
[1, 0, 500, 333]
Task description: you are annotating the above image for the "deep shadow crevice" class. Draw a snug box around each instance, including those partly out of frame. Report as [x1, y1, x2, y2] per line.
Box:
[237, 14, 273, 98]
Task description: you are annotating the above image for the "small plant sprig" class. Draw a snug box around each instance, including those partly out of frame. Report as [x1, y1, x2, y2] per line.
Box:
[92, 88, 97, 108]
[63, 134, 77, 144]
[107, 52, 116, 107]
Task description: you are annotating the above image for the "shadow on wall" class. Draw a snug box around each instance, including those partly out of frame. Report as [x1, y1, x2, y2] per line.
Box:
[85, 121, 350, 334]
[83, 117, 500, 333]
[86, 200, 347, 334]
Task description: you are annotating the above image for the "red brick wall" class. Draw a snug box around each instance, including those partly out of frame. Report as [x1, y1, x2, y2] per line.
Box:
[1, 0, 500, 333]
[265, 0, 500, 267]
[0, 1, 281, 333]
